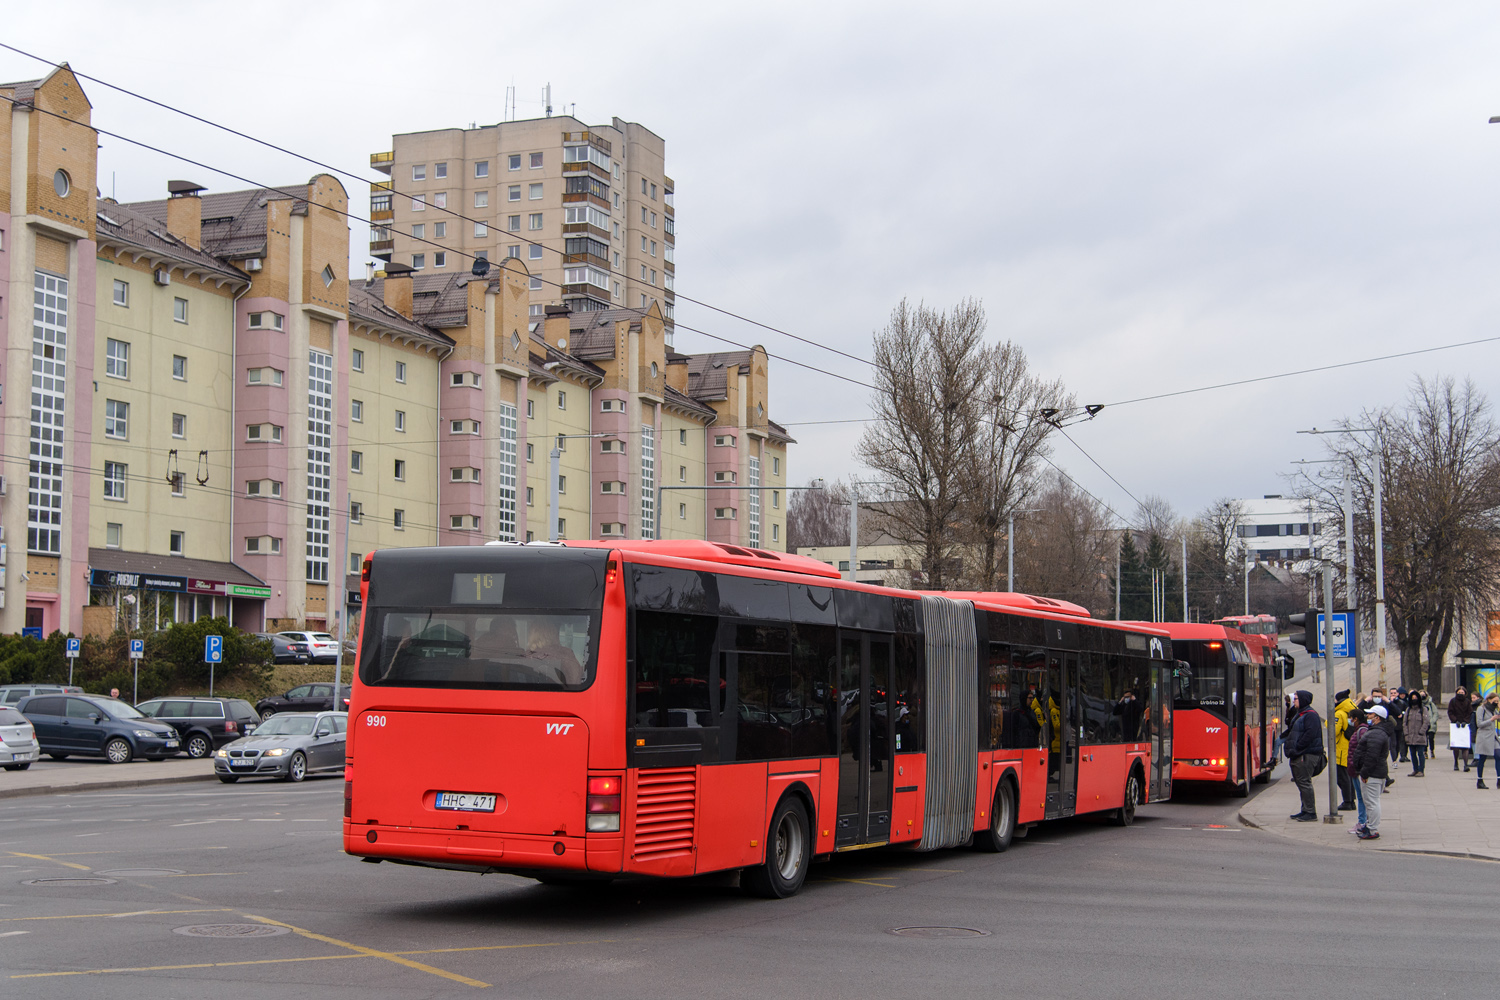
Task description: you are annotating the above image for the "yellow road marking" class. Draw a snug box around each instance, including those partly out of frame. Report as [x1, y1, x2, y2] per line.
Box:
[815, 876, 898, 888]
[1, 909, 231, 923]
[397, 939, 617, 956]
[162, 873, 247, 877]
[242, 914, 490, 989]
[35, 852, 124, 857]
[12, 954, 366, 978]
[7, 852, 91, 871]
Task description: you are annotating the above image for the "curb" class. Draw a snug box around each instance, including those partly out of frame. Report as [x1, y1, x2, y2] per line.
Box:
[1236, 810, 1260, 830]
[0, 772, 218, 800]
[1238, 808, 1500, 864]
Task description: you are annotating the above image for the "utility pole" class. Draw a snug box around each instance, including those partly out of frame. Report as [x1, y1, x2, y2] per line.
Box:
[333, 495, 350, 693]
[848, 484, 858, 584]
[1321, 558, 1342, 824]
[1115, 530, 1122, 620]
[1344, 461, 1361, 695]
[1181, 535, 1188, 623]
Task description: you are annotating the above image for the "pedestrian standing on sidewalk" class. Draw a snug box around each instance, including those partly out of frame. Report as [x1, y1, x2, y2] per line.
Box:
[1449, 687, 1473, 771]
[1284, 690, 1323, 822]
[1393, 687, 1410, 762]
[1422, 690, 1438, 755]
[1403, 691, 1428, 776]
[1351, 704, 1390, 840]
[1334, 690, 1357, 811]
[1474, 694, 1499, 790]
[1346, 708, 1371, 833]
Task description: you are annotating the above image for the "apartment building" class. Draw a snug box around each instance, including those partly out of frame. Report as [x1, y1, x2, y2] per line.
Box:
[369, 116, 676, 344]
[2, 65, 789, 640]
[1235, 495, 1327, 567]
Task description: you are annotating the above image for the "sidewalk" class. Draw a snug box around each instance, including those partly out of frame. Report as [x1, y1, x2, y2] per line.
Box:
[1241, 734, 1500, 861]
[0, 756, 217, 799]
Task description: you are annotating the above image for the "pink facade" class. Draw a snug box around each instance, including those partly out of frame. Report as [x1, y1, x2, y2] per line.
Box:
[594, 390, 629, 534]
[705, 433, 741, 545]
[438, 361, 486, 543]
[232, 296, 295, 619]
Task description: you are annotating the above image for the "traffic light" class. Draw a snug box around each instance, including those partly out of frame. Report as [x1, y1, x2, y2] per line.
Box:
[1287, 609, 1317, 654]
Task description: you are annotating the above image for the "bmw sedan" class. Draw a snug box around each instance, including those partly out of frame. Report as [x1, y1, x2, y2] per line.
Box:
[214, 711, 346, 783]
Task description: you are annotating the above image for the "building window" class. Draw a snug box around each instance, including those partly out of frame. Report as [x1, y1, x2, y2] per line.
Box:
[526, 443, 534, 462]
[29, 271, 66, 556]
[321, 265, 336, 287]
[475, 161, 489, 178]
[105, 399, 129, 439]
[395, 361, 407, 383]
[529, 183, 543, 200]
[451, 419, 480, 435]
[434, 252, 447, 268]
[557, 390, 566, 410]
[529, 276, 543, 290]
[680, 429, 687, 445]
[412, 223, 425, 239]
[679, 503, 687, 519]
[351, 399, 363, 422]
[412, 254, 425, 270]
[247, 367, 284, 386]
[772, 456, 781, 476]
[106, 522, 122, 548]
[173, 355, 187, 380]
[112, 279, 128, 306]
[715, 471, 736, 483]
[246, 479, 283, 498]
[103, 461, 127, 501]
[748, 456, 761, 547]
[435, 222, 447, 239]
[509, 154, 521, 171]
[557, 518, 566, 537]
[772, 490, 781, 509]
[393, 459, 406, 481]
[474, 221, 488, 238]
[509, 185, 521, 201]
[507, 215, 521, 232]
[172, 413, 186, 438]
[246, 423, 283, 443]
[529, 245, 543, 260]
[433, 192, 447, 209]
[530, 152, 544, 169]
[412, 164, 426, 181]
[773, 524, 781, 543]
[350, 501, 363, 523]
[105, 338, 129, 379]
[411, 196, 425, 212]
[679, 465, 687, 482]
[714, 508, 737, 520]
[394, 410, 406, 432]
[248, 311, 284, 331]
[352, 348, 364, 372]
[508, 245, 520, 258]
[715, 435, 735, 447]
[170, 472, 185, 497]
[350, 450, 363, 473]
[557, 475, 567, 494]
[650, 212, 657, 228]
[526, 212, 543, 231]
[170, 530, 185, 555]
[651, 240, 657, 256]
[173, 298, 188, 323]
[434, 162, 447, 179]
[526, 486, 534, 506]
[475, 191, 489, 208]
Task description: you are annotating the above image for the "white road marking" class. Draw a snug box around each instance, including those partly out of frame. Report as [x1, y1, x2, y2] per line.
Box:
[0, 930, 30, 937]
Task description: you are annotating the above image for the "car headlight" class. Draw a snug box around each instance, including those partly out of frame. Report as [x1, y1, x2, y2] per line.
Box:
[215, 749, 228, 758]
[264, 748, 288, 756]
[133, 730, 160, 739]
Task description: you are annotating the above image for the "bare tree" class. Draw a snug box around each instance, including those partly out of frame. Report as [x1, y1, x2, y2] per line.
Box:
[858, 299, 990, 590]
[1186, 498, 1248, 622]
[1318, 376, 1500, 691]
[1012, 471, 1115, 612]
[786, 479, 850, 550]
[960, 343, 1073, 590]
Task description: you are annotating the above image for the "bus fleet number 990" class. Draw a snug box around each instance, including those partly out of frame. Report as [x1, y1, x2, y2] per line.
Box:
[366, 715, 388, 727]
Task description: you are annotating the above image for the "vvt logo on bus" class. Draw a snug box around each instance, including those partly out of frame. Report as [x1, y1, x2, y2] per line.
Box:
[545, 722, 575, 735]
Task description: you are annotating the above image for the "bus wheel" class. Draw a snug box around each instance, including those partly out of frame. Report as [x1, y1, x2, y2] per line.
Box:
[1230, 775, 1250, 798]
[1112, 770, 1141, 827]
[975, 780, 1016, 853]
[743, 797, 810, 899]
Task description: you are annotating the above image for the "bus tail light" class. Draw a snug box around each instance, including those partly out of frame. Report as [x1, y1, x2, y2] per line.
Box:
[344, 777, 353, 818]
[605, 559, 619, 587]
[586, 775, 621, 832]
[361, 556, 373, 582]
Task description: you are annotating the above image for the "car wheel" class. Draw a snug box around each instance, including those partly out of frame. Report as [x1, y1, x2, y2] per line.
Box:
[259, 707, 275, 718]
[48, 753, 68, 761]
[105, 738, 133, 765]
[1112, 769, 1141, 827]
[742, 796, 810, 898]
[975, 779, 1016, 853]
[4, 763, 30, 771]
[283, 751, 307, 783]
[185, 733, 212, 759]
[217, 775, 240, 784]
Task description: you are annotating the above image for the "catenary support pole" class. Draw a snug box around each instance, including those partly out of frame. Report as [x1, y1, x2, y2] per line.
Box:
[1373, 439, 1387, 688]
[1345, 461, 1361, 695]
[1007, 513, 1015, 592]
[1115, 531, 1122, 620]
[1322, 560, 1342, 824]
[848, 487, 858, 584]
[1182, 535, 1189, 623]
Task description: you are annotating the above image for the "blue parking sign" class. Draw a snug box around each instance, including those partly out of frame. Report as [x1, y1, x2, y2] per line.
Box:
[204, 635, 223, 663]
[129, 639, 145, 660]
[65, 637, 81, 658]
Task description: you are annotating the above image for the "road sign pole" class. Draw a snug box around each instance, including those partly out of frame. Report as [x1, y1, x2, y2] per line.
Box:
[1322, 560, 1341, 824]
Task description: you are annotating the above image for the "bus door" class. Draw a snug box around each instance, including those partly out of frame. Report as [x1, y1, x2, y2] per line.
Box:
[1149, 661, 1173, 801]
[836, 631, 893, 846]
[1043, 651, 1078, 819]
[1233, 662, 1246, 783]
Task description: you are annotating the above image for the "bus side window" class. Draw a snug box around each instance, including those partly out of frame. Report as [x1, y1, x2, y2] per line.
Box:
[789, 623, 838, 757]
[634, 611, 717, 728]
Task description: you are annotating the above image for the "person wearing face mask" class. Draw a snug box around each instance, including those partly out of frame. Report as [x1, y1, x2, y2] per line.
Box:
[1393, 687, 1410, 762]
[1422, 690, 1438, 756]
[1350, 704, 1390, 840]
[1402, 690, 1428, 777]
[1344, 708, 1371, 834]
[1474, 693, 1499, 790]
[1284, 690, 1323, 821]
[1449, 686, 1474, 771]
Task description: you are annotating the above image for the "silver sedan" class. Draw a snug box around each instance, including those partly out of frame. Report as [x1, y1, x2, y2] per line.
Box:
[213, 711, 346, 783]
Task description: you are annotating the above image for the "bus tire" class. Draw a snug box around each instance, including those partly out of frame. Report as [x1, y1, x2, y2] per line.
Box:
[1252, 768, 1271, 785]
[974, 779, 1016, 853]
[1230, 775, 1250, 798]
[743, 796, 810, 899]
[1112, 768, 1141, 827]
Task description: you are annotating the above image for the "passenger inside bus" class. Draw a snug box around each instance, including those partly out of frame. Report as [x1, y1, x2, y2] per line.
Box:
[525, 617, 585, 685]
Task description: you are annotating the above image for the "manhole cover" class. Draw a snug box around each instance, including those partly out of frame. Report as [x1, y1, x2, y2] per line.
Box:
[22, 877, 117, 886]
[173, 924, 290, 939]
[889, 926, 991, 938]
[97, 869, 186, 877]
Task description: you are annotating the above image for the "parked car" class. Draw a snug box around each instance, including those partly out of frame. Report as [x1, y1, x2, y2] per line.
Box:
[17, 694, 179, 764]
[0, 683, 84, 705]
[135, 697, 261, 759]
[255, 683, 352, 718]
[255, 633, 312, 664]
[214, 711, 347, 783]
[0, 705, 40, 770]
[277, 631, 340, 664]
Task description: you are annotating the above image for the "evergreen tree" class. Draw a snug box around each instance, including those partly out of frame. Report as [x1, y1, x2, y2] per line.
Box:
[1143, 532, 1183, 622]
[1111, 532, 1152, 620]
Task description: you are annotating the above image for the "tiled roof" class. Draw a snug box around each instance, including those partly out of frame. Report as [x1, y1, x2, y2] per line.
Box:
[125, 185, 309, 260]
[685, 350, 752, 400]
[95, 201, 247, 283]
[663, 384, 716, 420]
[768, 419, 795, 445]
[367, 273, 489, 329]
[348, 282, 454, 350]
[0, 77, 40, 103]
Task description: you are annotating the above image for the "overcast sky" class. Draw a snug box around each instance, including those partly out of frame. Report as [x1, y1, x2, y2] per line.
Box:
[9, 1, 1500, 525]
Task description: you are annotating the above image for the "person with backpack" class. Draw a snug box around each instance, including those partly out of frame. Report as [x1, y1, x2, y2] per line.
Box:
[1350, 704, 1391, 840]
[1284, 689, 1323, 822]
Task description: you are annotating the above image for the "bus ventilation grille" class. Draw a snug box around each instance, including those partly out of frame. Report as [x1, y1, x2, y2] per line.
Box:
[632, 767, 697, 861]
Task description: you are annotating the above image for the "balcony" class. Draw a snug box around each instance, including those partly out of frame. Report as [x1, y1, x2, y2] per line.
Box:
[370, 151, 394, 175]
[369, 209, 393, 222]
[369, 239, 394, 258]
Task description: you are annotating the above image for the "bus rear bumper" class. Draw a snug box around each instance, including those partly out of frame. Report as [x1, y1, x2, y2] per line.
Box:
[1172, 762, 1229, 781]
[344, 823, 624, 873]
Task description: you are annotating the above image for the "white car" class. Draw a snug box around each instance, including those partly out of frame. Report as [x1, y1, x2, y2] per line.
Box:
[278, 631, 341, 664]
[0, 705, 40, 770]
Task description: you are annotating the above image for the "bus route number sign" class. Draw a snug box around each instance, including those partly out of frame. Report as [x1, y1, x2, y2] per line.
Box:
[451, 573, 504, 605]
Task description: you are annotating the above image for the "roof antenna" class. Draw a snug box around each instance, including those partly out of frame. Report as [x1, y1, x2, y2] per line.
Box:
[544, 83, 552, 118]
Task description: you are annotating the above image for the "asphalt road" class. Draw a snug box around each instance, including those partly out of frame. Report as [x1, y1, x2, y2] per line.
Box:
[0, 774, 1492, 999]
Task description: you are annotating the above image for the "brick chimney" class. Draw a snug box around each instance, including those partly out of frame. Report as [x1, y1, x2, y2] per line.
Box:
[382, 262, 414, 318]
[543, 304, 571, 355]
[165, 180, 204, 249]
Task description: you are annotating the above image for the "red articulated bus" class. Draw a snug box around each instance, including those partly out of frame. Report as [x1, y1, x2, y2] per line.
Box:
[343, 540, 1175, 898]
[1126, 617, 1284, 797]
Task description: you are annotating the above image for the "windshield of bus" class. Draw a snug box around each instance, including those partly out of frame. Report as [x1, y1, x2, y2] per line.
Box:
[358, 547, 607, 692]
[1172, 638, 1247, 712]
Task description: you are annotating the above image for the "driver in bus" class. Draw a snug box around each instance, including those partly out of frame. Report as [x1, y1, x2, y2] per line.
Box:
[525, 617, 584, 685]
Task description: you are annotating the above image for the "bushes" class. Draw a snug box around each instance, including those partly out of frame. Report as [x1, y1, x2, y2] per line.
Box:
[0, 619, 274, 702]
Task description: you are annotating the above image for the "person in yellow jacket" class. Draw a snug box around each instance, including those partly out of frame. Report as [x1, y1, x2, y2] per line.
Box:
[1031, 692, 1061, 753]
[1333, 690, 1356, 811]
